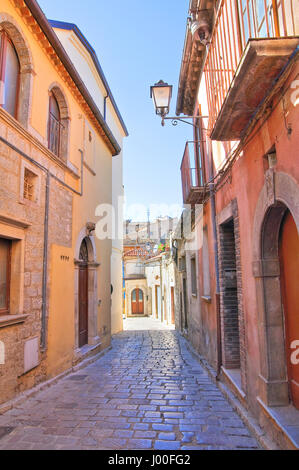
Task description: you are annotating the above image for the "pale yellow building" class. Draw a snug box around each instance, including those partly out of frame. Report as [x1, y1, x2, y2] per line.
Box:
[0, 0, 127, 405]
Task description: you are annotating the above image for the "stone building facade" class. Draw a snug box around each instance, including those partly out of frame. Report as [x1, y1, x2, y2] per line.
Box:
[0, 0, 126, 406]
[174, 0, 299, 449]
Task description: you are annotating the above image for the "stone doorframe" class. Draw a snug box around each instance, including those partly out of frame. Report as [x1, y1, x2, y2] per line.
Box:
[216, 199, 247, 393]
[253, 170, 299, 407]
[74, 226, 100, 349]
[126, 284, 147, 316]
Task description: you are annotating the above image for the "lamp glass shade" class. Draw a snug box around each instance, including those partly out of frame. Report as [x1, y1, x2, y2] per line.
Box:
[150, 81, 172, 116]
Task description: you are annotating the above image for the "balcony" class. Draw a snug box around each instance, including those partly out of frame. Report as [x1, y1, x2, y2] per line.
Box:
[204, 0, 299, 140]
[181, 141, 206, 205]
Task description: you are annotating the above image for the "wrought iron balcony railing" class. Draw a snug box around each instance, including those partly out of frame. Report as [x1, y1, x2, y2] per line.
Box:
[181, 141, 206, 205]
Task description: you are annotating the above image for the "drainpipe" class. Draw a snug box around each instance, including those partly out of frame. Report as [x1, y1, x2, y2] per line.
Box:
[209, 182, 222, 378]
[104, 95, 108, 121]
[41, 172, 50, 349]
[207, 139, 222, 379]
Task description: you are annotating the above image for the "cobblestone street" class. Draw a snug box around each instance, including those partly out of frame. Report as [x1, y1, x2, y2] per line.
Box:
[0, 319, 260, 450]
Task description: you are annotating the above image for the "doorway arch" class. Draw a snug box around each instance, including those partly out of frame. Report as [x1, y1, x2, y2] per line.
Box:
[253, 171, 299, 407]
[74, 227, 100, 349]
[131, 288, 144, 315]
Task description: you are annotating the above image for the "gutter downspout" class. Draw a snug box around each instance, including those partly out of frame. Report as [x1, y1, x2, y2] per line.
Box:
[104, 95, 108, 122]
[41, 172, 50, 349]
[207, 139, 222, 379]
[210, 182, 222, 379]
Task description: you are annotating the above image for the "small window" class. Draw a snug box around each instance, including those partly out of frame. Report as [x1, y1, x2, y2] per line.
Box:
[191, 256, 197, 296]
[48, 92, 63, 157]
[23, 168, 38, 202]
[179, 256, 186, 272]
[0, 31, 20, 118]
[0, 238, 11, 315]
[203, 227, 211, 297]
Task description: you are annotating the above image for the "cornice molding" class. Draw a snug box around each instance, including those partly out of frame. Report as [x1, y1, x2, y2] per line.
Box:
[10, 0, 121, 155]
[0, 107, 80, 179]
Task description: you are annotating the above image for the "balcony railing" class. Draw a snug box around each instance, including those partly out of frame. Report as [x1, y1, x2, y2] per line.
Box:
[181, 141, 206, 205]
[204, 0, 296, 135]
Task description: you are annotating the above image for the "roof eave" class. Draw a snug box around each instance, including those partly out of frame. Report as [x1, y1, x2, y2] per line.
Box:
[176, 0, 215, 116]
[48, 19, 128, 137]
[23, 0, 122, 155]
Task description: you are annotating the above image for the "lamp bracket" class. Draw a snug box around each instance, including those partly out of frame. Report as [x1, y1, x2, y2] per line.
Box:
[161, 115, 208, 128]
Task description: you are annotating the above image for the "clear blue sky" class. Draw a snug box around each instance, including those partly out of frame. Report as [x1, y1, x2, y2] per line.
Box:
[39, 0, 192, 220]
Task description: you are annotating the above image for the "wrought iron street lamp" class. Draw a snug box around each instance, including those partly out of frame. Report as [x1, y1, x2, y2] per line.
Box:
[150, 80, 208, 127]
[150, 80, 173, 119]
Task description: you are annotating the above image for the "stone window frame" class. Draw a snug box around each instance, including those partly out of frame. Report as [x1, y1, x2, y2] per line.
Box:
[47, 83, 70, 164]
[190, 254, 198, 297]
[0, 237, 11, 315]
[0, 213, 30, 328]
[19, 159, 41, 206]
[202, 224, 211, 299]
[0, 13, 34, 128]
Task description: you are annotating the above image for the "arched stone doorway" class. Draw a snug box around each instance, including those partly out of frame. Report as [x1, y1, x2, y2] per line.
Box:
[74, 227, 100, 349]
[131, 288, 144, 315]
[253, 171, 299, 408]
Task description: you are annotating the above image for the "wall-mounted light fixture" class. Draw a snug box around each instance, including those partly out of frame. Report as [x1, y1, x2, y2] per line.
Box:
[150, 80, 208, 128]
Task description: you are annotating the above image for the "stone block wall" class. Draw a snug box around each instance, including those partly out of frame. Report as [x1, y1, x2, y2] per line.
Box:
[0, 111, 73, 405]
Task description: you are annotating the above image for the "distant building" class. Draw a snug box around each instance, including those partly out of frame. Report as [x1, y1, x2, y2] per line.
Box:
[123, 218, 177, 324]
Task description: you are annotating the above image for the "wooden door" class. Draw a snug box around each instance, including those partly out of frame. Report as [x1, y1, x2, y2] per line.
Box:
[79, 265, 88, 347]
[131, 289, 144, 315]
[171, 287, 175, 324]
[279, 210, 299, 409]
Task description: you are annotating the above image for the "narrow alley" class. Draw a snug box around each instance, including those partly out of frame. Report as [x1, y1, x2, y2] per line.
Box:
[0, 319, 259, 450]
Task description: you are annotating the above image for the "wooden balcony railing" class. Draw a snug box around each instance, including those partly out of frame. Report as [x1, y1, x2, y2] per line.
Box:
[181, 141, 206, 205]
[204, 0, 296, 134]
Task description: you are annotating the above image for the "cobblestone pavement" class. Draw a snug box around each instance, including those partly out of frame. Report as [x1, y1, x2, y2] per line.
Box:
[0, 325, 260, 450]
[123, 316, 175, 331]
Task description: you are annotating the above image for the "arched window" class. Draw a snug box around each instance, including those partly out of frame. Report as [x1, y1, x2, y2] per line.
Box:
[0, 31, 20, 118]
[47, 85, 69, 161]
[48, 91, 62, 157]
